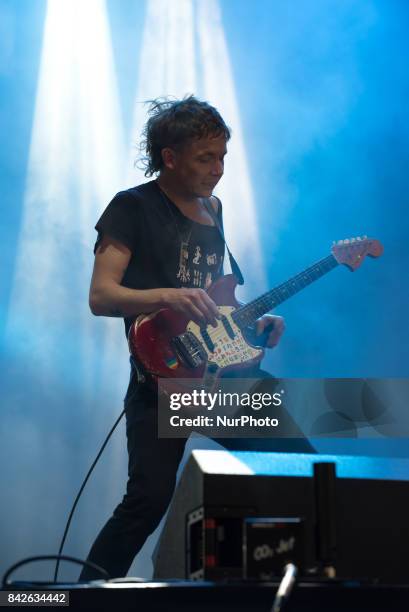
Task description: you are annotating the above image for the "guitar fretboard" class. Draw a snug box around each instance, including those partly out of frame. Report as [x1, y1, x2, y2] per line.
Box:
[232, 254, 338, 328]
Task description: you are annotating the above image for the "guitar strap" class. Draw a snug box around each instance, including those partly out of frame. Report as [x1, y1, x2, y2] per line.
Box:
[202, 197, 245, 285]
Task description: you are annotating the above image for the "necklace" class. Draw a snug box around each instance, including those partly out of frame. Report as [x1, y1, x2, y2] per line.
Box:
[156, 182, 194, 284]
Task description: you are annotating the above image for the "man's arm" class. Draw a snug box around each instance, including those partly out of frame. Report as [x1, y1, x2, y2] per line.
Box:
[89, 235, 220, 325]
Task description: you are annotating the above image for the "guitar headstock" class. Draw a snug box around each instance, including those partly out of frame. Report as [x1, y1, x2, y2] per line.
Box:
[332, 236, 384, 270]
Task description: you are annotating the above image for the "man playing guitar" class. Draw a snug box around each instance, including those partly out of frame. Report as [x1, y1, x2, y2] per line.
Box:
[79, 96, 310, 581]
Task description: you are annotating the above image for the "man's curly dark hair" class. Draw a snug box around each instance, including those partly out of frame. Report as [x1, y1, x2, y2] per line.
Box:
[139, 95, 231, 177]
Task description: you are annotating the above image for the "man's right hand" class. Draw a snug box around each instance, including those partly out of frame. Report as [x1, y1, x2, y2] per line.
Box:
[160, 288, 220, 327]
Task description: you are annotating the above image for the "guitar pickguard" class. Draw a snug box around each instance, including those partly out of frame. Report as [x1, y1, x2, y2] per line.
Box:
[186, 306, 262, 369]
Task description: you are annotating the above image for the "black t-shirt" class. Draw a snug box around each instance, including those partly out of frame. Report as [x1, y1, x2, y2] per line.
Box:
[94, 180, 225, 337]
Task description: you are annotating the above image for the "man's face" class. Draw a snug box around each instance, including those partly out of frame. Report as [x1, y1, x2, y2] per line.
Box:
[165, 133, 227, 198]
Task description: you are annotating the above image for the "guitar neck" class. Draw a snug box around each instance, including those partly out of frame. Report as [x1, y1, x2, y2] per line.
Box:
[232, 254, 339, 328]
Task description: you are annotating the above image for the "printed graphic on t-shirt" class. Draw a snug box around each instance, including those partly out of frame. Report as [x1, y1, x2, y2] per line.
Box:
[176, 242, 222, 289]
[193, 269, 203, 287]
[205, 272, 212, 288]
[177, 241, 191, 283]
[206, 253, 217, 265]
[192, 246, 202, 264]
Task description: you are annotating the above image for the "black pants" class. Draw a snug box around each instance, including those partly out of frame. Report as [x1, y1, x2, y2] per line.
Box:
[79, 370, 315, 580]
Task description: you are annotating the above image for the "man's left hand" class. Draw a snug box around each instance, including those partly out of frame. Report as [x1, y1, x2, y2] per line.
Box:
[255, 315, 285, 348]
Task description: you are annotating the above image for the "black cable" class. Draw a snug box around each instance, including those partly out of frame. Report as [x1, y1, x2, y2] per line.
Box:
[53, 407, 126, 582]
[2, 555, 109, 587]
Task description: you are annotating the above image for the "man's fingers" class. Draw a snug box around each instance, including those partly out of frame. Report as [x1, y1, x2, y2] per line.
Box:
[199, 291, 220, 318]
[165, 288, 219, 325]
[185, 301, 207, 326]
[192, 291, 219, 326]
[254, 315, 285, 347]
[256, 318, 272, 336]
[266, 317, 285, 347]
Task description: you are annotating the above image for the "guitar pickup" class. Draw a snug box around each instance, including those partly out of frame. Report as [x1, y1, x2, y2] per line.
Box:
[221, 315, 235, 339]
[200, 327, 215, 353]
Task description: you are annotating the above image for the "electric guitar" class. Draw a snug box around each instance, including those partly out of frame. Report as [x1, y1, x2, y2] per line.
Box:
[128, 237, 383, 385]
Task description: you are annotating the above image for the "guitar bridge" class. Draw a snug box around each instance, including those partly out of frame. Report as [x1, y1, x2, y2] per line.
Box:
[171, 332, 207, 369]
